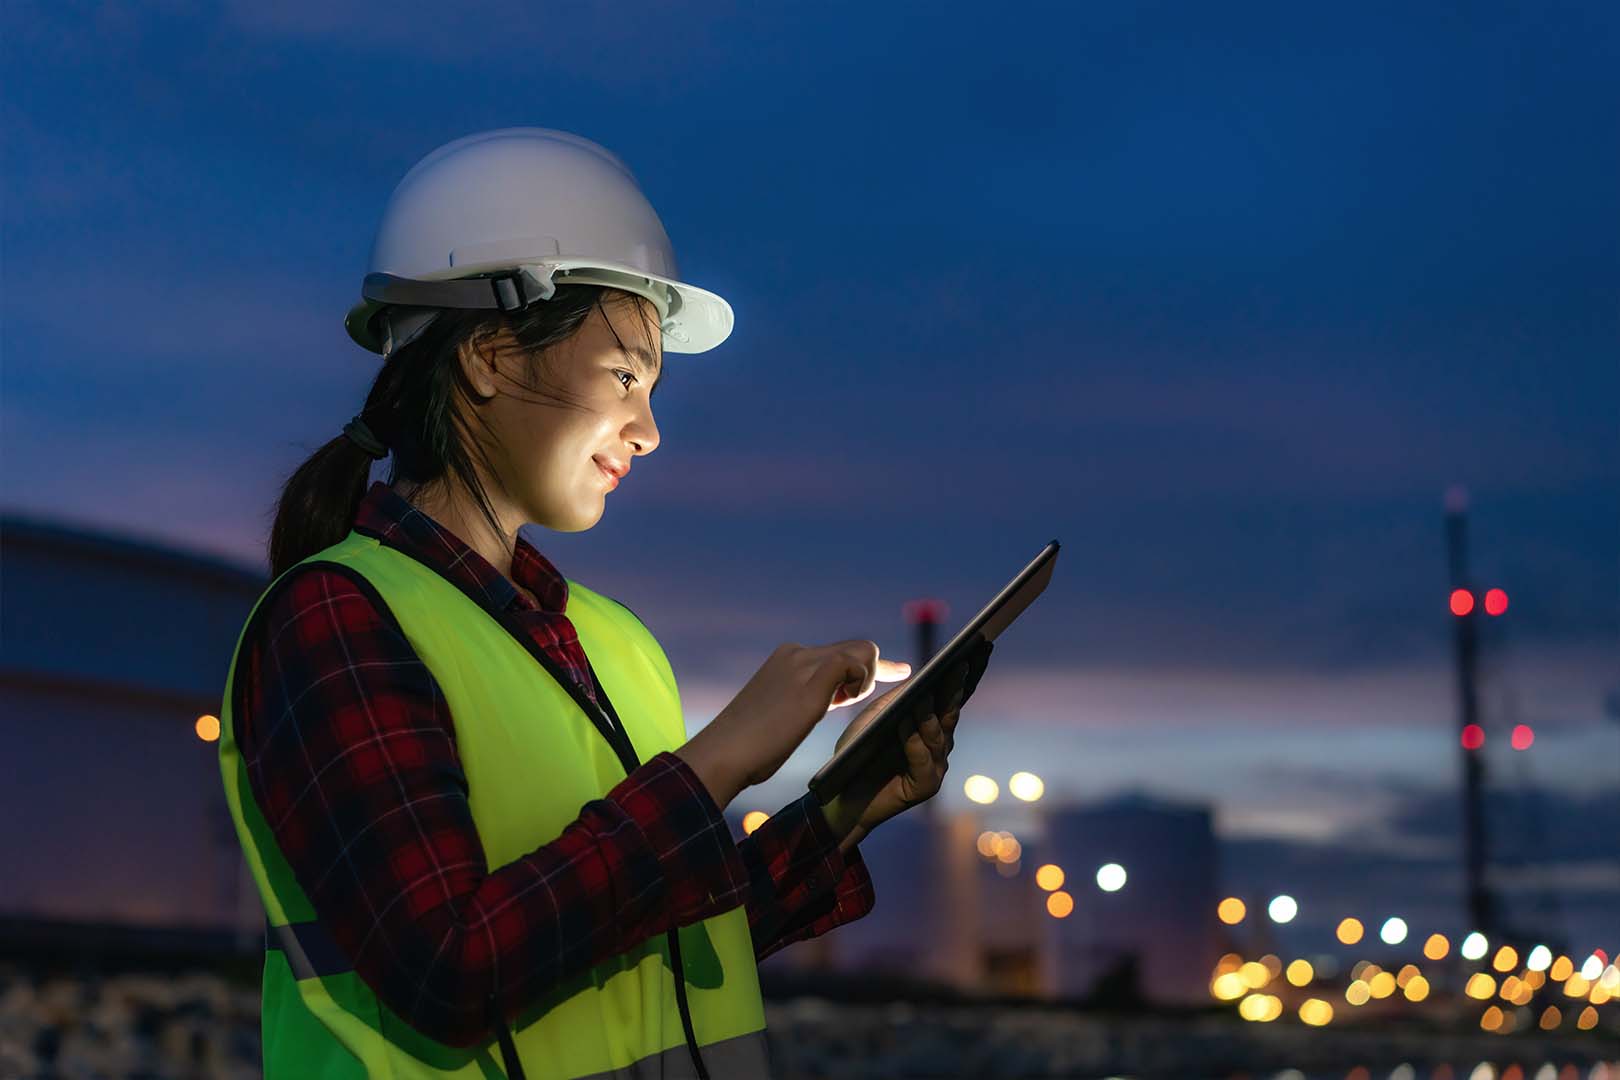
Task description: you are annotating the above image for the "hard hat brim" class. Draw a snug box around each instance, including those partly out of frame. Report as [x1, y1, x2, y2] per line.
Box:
[344, 259, 733, 357]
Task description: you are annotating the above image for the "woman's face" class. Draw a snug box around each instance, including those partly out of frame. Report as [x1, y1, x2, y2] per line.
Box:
[461, 295, 662, 534]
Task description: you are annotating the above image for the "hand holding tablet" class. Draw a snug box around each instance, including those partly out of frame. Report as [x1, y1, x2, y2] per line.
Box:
[808, 539, 1060, 805]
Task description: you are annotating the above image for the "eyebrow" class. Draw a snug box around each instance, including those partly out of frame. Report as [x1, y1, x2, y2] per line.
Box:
[619, 344, 665, 397]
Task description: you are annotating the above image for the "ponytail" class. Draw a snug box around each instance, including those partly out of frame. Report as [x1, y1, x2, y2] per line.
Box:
[265, 284, 660, 580]
[266, 428, 380, 579]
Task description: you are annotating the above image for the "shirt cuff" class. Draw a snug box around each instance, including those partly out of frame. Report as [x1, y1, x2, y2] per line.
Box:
[737, 791, 876, 960]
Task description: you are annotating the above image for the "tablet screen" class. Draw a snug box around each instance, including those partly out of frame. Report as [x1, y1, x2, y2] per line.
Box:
[807, 539, 1060, 804]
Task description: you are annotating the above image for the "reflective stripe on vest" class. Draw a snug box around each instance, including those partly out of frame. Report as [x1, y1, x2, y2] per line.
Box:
[218, 531, 769, 1079]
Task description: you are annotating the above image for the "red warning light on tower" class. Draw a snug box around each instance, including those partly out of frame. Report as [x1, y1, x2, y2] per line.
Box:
[903, 599, 950, 625]
[1461, 723, 1485, 750]
[1484, 589, 1509, 616]
[1450, 589, 1475, 616]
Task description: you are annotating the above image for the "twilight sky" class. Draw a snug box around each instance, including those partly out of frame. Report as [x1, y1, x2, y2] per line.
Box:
[4, 2, 1616, 934]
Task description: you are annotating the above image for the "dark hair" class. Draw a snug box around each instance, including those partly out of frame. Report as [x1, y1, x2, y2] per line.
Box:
[266, 285, 660, 579]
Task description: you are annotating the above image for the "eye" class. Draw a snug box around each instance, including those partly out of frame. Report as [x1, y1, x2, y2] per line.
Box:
[613, 369, 636, 391]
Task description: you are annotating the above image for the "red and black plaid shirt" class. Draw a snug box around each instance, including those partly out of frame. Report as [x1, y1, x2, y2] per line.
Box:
[231, 481, 873, 1048]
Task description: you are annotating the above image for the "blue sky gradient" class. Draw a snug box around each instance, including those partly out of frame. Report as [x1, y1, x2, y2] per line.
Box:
[4, 2, 1615, 939]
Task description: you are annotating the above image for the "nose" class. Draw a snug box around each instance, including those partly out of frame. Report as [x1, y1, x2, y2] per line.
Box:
[628, 407, 659, 456]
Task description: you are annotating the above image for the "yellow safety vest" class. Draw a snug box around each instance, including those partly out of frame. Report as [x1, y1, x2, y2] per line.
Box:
[218, 530, 768, 1078]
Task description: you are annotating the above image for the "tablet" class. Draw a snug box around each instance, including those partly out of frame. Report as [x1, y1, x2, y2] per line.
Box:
[807, 539, 1060, 805]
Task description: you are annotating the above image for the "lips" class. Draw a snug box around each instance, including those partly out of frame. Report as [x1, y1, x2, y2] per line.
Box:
[594, 458, 620, 488]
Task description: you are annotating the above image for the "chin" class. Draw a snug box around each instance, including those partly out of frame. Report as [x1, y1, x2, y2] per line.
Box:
[550, 506, 604, 534]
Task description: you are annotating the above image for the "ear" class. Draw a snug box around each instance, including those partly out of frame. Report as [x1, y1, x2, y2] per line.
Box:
[456, 333, 500, 401]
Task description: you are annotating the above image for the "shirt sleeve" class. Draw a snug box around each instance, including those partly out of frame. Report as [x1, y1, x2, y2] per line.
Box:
[734, 793, 876, 962]
[235, 567, 755, 1049]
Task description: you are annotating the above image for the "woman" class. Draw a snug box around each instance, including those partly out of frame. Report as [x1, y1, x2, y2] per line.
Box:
[217, 128, 991, 1080]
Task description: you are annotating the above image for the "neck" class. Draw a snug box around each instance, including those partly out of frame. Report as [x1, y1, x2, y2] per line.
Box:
[391, 479, 518, 584]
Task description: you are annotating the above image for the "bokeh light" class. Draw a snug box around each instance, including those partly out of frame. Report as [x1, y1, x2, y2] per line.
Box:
[1461, 932, 1489, 961]
[1045, 890, 1073, 918]
[1008, 771, 1044, 801]
[1484, 588, 1509, 615]
[1217, 897, 1246, 925]
[963, 774, 999, 804]
[1526, 945, 1552, 971]
[1267, 895, 1297, 923]
[1492, 945, 1518, 972]
[1380, 916, 1408, 945]
[1465, 973, 1497, 999]
[1344, 980, 1370, 1006]
[1286, 959, 1314, 987]
[1095, 863, 1126, 892]
[1461, 723, 1485, 750]
[1451, 588, 1475, 616]
[1238, 961, 1270, 989]
[1423, 933, 1450, 960]
[741, 810, 769, 835]
[1336, 917, 1364, 945]
[1238, 993, 1282, 1022]
[195, 714, 220, 741]
[1404, 975, 1430, 1002]
[1298, 998, 1334, 1026]
[1034, 864, 1065, 891]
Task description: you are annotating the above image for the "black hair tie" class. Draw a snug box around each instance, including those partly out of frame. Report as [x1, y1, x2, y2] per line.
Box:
[342, 415, 388, 459]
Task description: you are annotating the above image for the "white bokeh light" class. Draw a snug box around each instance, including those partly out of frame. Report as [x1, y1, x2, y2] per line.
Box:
[1526, 945, 1552, 972]
[963, 774, 999, 804]
[1267, 895, 1298, 923]
[1379, 917, 1408, 945]
[1008, 771, 1045, 801]
[1095, 863, 1126, 892]
[1460, 932, 1489, 961]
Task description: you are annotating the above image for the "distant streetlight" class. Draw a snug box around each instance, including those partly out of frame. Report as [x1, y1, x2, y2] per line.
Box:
[1008, 771, 1045, 801]
[1095, 863, 1126, 892]
[963, 774, 999, 804]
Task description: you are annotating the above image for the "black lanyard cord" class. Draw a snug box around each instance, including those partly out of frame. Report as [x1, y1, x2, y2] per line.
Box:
[486, 616, 710, 1079]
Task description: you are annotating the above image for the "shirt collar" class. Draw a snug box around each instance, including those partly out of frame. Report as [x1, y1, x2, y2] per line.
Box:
[351, 481, 569, 615]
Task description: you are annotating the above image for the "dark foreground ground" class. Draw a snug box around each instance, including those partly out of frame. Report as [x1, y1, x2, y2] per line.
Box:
[1, 966, 1614, 1079]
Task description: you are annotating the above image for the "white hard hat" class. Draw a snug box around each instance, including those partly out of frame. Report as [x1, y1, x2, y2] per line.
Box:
[344, 127, 734, 356]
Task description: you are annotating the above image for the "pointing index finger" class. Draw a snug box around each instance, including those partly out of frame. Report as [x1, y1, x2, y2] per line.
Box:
[875, 658, 912, 681]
